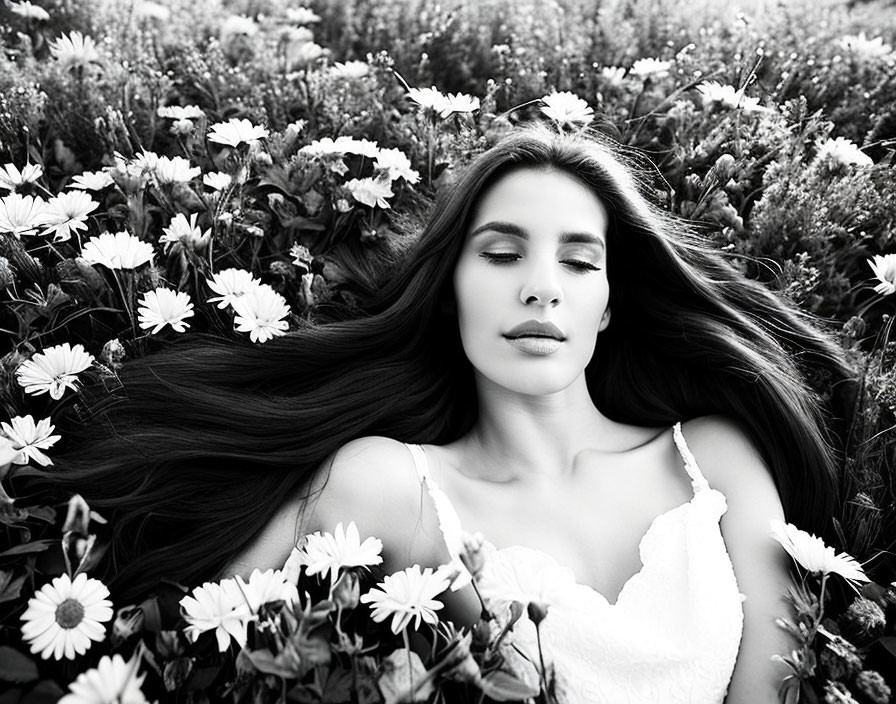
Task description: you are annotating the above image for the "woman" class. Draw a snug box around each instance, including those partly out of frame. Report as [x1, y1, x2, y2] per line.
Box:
[53, 125, 853, 702]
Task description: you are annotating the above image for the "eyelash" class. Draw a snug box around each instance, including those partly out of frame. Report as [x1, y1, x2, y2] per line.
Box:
[479, 252, 601, 272]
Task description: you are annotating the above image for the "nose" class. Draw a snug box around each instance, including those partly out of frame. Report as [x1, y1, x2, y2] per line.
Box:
[520, 264, 563, 307]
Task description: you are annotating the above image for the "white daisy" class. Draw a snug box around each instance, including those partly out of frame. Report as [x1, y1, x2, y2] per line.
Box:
[16, 342, 95, 400]
[630, 57, 672, 79]
[331, 60, 369, 79]
[10, 1, 50, 21]
[202, 171, 232, 191]
[840, 33, 893, 62]
[49, 31, 101, 70]
[346, 177, 393, 209]
[0, 434, 16, 467]
[300, 137, 347, 158]
[868, 254, 896, 296]
[816, 137, 873, 167]
[0, 193, 50, 237]
[600, 66, 627, 85]
[137, 288, 195, 334]
[206, 268, 261, 309]
[0, 162, 43, 191]
[68, 169, 114, 191]
[374, 148, 420, 184]
[407, 86, 449, 113]
[208, 119, 269, 148]
[231, 283, 291, 343]
[41, 191, 98, 242]
[157, 105, 204, 120]
[438, 92, 480, 118]
[1, 415, 61, 466]
[81, 231, 155, 270]
[235, 569, 299, 612]
[333, 136, 380, 159]
[153, 155, 200, 184]
[360, 564, 452, 634]
[20, 572, 113, 660]
[180, 578, 252, 652]
[159, 212, 210, 253]
[539, 91, 594, 128]
[286, 522, 383, 584]
[58, 653, 149, 704]
[285, 7, 320, 25]
[770, 520, 870, 587]
[696, 81, 765, 113]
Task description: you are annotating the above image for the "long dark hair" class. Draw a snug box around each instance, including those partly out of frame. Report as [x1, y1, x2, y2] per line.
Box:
[43, 125, 854, 603]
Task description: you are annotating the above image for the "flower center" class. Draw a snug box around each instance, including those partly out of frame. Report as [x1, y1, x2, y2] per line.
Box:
[55, 598, 85, 629]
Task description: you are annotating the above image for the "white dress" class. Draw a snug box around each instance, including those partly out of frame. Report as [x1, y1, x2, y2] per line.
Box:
[406, 423, 745, 704]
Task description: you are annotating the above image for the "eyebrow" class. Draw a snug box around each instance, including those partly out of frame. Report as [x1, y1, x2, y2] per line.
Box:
[469, 221, 606, 248]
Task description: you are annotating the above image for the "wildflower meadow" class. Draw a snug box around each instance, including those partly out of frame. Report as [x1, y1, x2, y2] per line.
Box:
[1, 0, 895, 701]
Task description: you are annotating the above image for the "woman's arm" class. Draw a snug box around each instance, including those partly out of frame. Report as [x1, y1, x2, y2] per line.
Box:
[683, 416, 798, 704]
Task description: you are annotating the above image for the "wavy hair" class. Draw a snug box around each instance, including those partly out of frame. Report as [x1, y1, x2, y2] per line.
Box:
[43, 125, 854, 602]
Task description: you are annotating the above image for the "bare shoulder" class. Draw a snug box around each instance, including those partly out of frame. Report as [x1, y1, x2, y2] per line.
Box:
[307, 436, 447, 568]
[678, 415, 773, 499]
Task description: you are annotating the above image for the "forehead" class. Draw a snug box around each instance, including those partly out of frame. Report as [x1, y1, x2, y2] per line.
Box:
[468, 167, 609, 240]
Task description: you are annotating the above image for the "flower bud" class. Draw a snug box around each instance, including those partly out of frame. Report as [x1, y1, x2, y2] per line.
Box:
[839, 596, 886, 645]
[855, 670, 891, 704]
[331, 570, 360, 610]
[527, 600, 549, 626]
[459, 531, 485, 580]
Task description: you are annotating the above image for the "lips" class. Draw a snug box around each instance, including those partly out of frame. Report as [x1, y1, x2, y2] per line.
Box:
[503, 320, 566, 341]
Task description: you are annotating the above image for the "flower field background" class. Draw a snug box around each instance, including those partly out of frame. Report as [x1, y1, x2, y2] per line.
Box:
[0, 0, 895, 701]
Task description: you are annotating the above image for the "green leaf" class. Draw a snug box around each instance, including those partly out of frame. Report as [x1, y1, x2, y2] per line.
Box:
[0, 646, 39, 683]
[0, 540, 55, 558]
[478, 670, 540, 702]
[0, 570, 26, 604]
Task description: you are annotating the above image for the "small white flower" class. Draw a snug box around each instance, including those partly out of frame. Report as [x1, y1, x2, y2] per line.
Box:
[0, 193, 50, 237]
[235, 569, 299, 612]
[289, 243, 312, 269]
[159, 212, 210, 253]
[153, 155, 200, 184]
[81, 231, 155, 270]
[285, 6, 320, 24]
[231, 283, 291, 343]
[286, 522, 383, 584]
[58, 654, 149, 704]
[68, 169, 114, 191]
[539, 91, 594, 128]
[180, 578, 252, 652]
[1, 415, 61, 466]
[206, 268, 261, 309]
[407, 86, 449, 113]
[346, 177, 393, 209]
[438, 92, 480, 118]
[137, 288, 195, 334]
[202, 171, 232, 191]
[374, 148, 420, 184]
[157, 105, 204, 120]
[49, 31, 101, 70]
[334, 135, 380, 158]
[41, 191, 98, 242]
[840, 33, 893, 62]
[600, 66, 627, 85]
[816, 137, 873, 167]
[16, 342, 95, 400]
[770, 520, 870, 587]
[220, 14, 258, 41]
[630, 57, 672, 79]
[696, 81, 765, 113]
[868, 254, 896, 296]
[0, 162, 43, 191]
[135, 0, 170, 22]
[331, 60, 369, 78]
[20, 572, 113, 660]
[9, 1, 50, 21]
[360, 564, 452, 634]
[208, 119, 269, 148]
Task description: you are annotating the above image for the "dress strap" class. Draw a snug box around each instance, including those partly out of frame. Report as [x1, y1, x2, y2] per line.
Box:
[406, 444, 472, 591]
[672, 422, 710, 494]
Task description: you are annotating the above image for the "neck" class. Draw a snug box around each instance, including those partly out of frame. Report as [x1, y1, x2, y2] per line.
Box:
[458, 372, 615, 483]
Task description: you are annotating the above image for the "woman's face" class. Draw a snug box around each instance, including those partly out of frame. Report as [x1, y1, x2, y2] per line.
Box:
[453, 167, 611, 396]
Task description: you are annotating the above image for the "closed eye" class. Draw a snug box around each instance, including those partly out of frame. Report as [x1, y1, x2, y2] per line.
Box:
[479, 252, 521, 264]
[561, 259, 601, 272]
